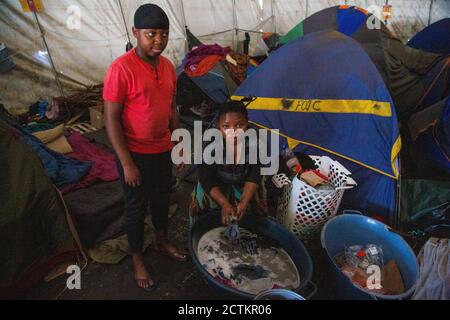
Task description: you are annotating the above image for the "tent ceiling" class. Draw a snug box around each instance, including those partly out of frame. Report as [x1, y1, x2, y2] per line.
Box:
[0, 0, 449, 111]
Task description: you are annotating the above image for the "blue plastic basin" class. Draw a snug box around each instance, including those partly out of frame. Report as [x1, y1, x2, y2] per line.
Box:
[189, 212, 314, 299]
[321, 214, 419, 300]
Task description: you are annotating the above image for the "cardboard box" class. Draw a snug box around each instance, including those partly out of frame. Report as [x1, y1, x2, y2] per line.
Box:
[89, 105, 104, 130]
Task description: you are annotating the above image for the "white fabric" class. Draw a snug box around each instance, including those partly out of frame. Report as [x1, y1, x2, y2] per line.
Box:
[0, 0, 449, 112]
[413, 238, 450, 300]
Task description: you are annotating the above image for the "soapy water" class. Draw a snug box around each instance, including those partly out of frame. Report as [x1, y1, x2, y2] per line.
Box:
[197, 227, 301, 295]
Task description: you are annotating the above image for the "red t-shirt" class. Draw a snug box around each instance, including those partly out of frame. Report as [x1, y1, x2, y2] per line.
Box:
[103, 48, 176, 154]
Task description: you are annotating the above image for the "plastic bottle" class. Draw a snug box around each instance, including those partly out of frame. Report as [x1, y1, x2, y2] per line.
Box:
[365, 244, 384, 269]
[281, 148, 302, 175]
[345, 245, 371, 269]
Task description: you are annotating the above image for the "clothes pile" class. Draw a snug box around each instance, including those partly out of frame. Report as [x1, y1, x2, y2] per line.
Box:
[60, 131, 119, 194]
[184, 44, 231, 78]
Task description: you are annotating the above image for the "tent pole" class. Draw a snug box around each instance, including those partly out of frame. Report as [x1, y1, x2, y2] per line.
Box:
[305, 0, 309, 20]
[32, 11, 64, 98]
[232, 0, 238, 49]
[395, 155, 402, 229]
[271, 0, 276, 33]
[179, 0, 189, 53]
[428, 0, 434, 26]
[117, 0, 132, 51]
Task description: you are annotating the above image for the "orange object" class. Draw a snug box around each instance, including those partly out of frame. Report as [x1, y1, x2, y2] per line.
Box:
[185, 55, 224, 78]
[19, 0, 44, 12]
[339, 5, 368, 15]
[262, 32, 274, 40]
[383, 5, 393, 20]
[355, 6, 369, 15]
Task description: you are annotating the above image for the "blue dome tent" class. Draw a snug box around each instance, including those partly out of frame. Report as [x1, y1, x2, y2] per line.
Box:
[409, 96, 450, 176]
[233, 30, 401, 225]
[408, 18, 450, 55]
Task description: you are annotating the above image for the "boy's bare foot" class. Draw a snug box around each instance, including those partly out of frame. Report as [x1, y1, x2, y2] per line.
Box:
[132, 253, 156, 290]
[154, 241, 188, 262]
[154, 230, 188, 262]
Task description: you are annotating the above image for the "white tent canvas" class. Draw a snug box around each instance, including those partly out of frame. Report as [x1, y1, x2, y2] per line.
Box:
[0, 0, 449, 111]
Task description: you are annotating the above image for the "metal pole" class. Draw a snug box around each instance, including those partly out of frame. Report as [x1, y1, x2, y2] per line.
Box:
[305, 0, 309, 20]
[179, 0, 189, 53]
[232, 0, 238, 49]
[271, 0, 276, 34]
[33, 10, 64, 97]
[117, 0, 132, 44]
[428, 0, 434, 26]
[394, 155, 402, 229]
[385, 0, 389, 26]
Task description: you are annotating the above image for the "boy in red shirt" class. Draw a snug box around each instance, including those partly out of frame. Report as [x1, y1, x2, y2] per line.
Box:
[103, 4, 187, 292]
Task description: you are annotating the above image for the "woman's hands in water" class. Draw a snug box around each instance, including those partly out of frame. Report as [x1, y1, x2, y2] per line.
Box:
[221, 203, 237, 226]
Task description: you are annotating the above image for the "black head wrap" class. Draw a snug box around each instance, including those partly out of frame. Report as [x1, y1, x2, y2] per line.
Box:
[134, 4, 169, 29]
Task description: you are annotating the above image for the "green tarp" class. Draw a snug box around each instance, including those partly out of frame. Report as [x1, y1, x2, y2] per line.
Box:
[400, 179, 450, 225]
[279, 22, 303, 45]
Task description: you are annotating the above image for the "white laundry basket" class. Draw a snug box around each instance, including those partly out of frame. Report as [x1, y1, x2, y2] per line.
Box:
[277, 156, 357, 240]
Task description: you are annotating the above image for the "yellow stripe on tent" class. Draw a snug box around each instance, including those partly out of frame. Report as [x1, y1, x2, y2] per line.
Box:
[249, 120, 400, 180]
[391, 137, 402, 178]
[232, 96, 392, 117]
[287, 137, 301, 150]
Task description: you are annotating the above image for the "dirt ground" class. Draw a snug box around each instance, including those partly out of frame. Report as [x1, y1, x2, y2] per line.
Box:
[26, 177, 338, 300]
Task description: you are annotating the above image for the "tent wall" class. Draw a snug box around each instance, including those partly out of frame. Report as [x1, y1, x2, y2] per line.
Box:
[0, 0, 449, 112]
[274, 0, 450, 39]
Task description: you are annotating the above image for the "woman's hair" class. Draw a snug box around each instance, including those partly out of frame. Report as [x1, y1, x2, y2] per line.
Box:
[218, 100, 249, 121]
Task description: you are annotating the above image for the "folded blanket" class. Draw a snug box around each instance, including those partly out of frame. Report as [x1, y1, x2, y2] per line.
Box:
[61, 131, 119, 194]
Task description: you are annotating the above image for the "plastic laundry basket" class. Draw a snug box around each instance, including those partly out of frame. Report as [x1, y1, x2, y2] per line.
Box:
[277, 156, 357, 239]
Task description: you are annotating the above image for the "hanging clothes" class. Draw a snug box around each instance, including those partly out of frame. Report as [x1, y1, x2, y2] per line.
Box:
[413, 238, 450, 300]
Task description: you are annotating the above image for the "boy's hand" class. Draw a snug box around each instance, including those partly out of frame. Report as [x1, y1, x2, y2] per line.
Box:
[123, 163, 141, 188]
[221, 203, 237, 226]
[175, 162, 186, 173]
[174, 142, 186, 173]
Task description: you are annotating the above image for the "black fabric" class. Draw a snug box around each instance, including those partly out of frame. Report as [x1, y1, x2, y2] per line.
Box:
[116, 151, 172, 253]
[381, 33, 443, 119]
[303, 6, 338, 35]
[351, 17, 385, 45]
[63, 181, 124, 249]
[198, 140, 261, 194]
[409, 98, 446, 141]
[134, 4, 169, 30]
[199, 162, 261, 194]
[186, 26, 203, 50]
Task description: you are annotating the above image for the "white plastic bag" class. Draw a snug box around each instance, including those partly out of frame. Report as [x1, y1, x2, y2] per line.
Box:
[413, 238, 450, 300]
